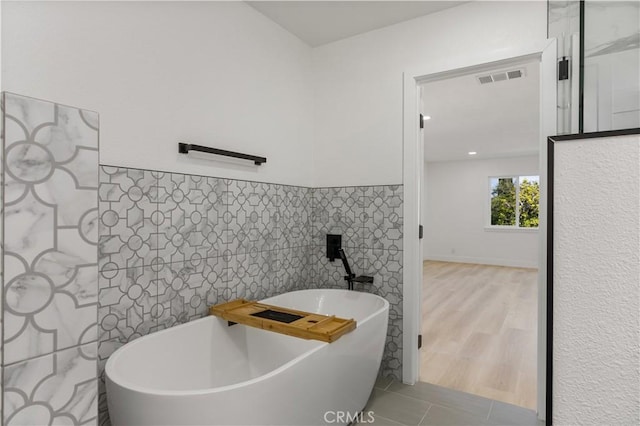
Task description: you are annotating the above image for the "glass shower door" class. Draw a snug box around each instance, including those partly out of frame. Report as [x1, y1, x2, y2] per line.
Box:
[583, 1, 640, 132]
[548, 0, 640, 134]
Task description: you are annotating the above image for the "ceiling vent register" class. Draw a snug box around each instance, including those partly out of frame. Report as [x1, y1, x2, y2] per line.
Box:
[477, 68, 525, 85]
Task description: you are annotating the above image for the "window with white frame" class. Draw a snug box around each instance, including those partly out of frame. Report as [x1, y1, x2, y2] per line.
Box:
[489, 175, 539, 228]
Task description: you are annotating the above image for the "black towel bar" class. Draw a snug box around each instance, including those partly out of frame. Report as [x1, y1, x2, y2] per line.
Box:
[178, 143, 266, 165]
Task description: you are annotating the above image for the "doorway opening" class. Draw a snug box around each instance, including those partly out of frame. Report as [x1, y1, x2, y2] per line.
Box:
[418, 58, 541, 410]
[402, 39, 557, 422]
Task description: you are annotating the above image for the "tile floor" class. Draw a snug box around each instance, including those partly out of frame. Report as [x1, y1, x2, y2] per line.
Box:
[358, 378, 543, 426]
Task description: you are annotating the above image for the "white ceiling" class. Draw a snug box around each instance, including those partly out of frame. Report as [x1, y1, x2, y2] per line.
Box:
[422, 60, 540, 163]
[247, 1, 468, 47]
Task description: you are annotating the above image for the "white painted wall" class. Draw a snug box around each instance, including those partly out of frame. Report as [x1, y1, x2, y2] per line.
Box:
[553, 134, 640, 424]
[2, 0, 547, 189]
[423, 156, 539, 268]
[311, 0, 547, 187]
[1, 1, 314, 186]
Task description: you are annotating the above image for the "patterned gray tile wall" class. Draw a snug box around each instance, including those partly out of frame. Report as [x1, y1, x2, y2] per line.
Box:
[1, 94, 403, 424]
[311, 185, 404, 380]
[1, 92, 99, 425]
[0, 93, 2, 420]
[95, 165, 402, 424]
[96, 170, 312, 425]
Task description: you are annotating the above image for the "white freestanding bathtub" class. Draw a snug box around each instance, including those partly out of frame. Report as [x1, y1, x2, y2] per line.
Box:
[105, 289, 389, 425]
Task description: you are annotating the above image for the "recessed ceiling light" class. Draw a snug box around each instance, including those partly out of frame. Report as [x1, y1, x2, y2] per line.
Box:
[423, 115, 431, 120]
[468, 151, 477, 155]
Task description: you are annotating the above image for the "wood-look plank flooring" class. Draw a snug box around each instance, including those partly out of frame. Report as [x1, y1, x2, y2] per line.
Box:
[420, 261, 538, 410]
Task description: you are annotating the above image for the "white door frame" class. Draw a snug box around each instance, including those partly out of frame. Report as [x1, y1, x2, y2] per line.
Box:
[402, 39, 557, 420]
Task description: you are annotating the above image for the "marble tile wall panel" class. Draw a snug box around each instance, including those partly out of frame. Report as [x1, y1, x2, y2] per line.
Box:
[98, 266, 156, 344]
[98, 167, 157, 271]
[277, 185, 313, 294]
[363, 248, 403, 321]
[97, 172, 311, 345]
[225, 180, 280, 254]
[1, 92, 99, 425]
[157, 173, 225, 263]
[98, 168, 158, 426]
[1, 89, 4, 416]
[98, 169, 228, 346]
[312, 186, 365, 249]
[1, 95, 402, 422]
[3, 343, 98, 425]
[95, 169, 403, 421]
[312, 185, 404, 380]
[363, 247, 404, 379]
[97, 170, 229, 426]
[584, 1, 639, 58]
[96, 172, 312, 425]
[156, 256, 226, 329]
[548, 1, 580, 41]
[280, 185, 312, 249]
[279, 246, 313, 292]
[363, 185, 403, 251]
[583, 1, 640, 131]
[97, 338, 123, 426]
[227, 248, 280, 301]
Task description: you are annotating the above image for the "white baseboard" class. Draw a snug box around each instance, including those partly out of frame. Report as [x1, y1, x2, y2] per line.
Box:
[424, 254, 538, 269]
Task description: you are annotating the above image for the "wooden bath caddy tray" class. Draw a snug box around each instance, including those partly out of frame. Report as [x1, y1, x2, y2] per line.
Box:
[209, 299, 356, 343]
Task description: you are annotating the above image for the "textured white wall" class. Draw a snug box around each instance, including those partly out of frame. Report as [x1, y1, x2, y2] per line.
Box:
[553, 134, 640, 424]
[1, 1, 314, 186]
[311, 0, 546, 187]
[424, 156, 539, 268]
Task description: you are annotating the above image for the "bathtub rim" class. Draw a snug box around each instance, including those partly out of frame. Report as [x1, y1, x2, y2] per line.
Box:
[105, 289, 389, 397]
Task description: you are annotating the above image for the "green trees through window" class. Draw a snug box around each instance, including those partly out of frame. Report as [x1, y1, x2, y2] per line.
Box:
[519, 177, 539, 227]
[490, 177, 517, 226]
[490, 175, 539, 228]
